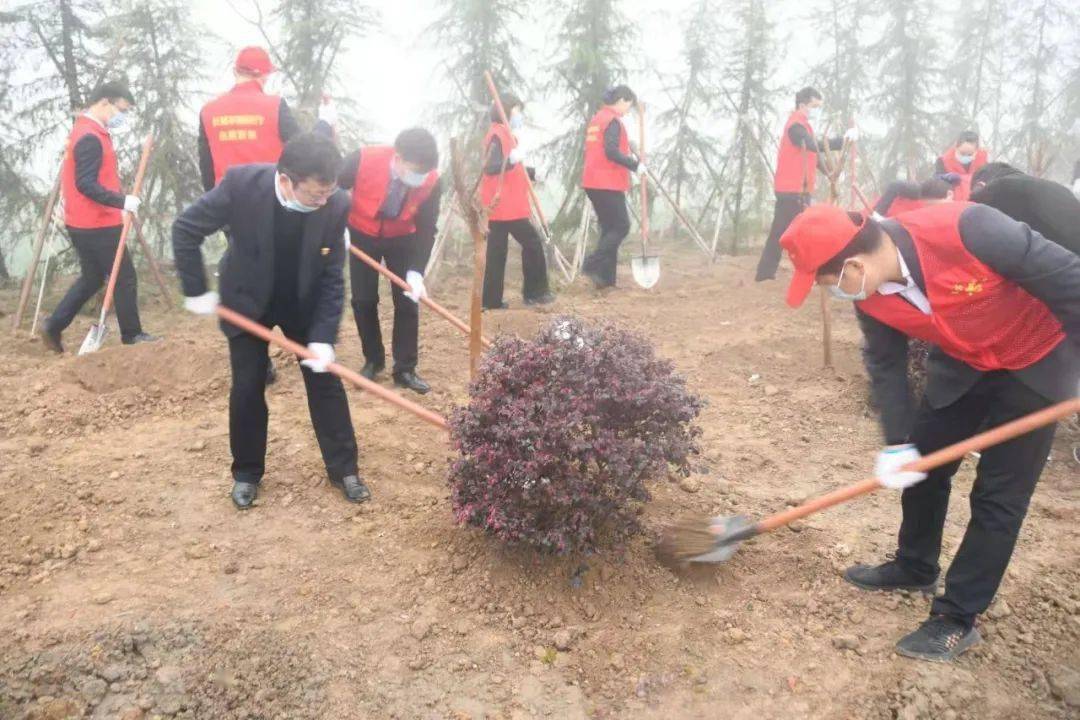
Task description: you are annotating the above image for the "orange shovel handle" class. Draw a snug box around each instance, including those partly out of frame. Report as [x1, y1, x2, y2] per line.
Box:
[101, 134, 154, 316]
[215, 305, 449, 432]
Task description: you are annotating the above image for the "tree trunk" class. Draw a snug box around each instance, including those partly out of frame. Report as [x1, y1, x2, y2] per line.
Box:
[58, 0, 83, 110]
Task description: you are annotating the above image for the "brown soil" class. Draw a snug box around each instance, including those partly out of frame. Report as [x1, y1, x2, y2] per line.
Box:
[0, 250, 1077, 720]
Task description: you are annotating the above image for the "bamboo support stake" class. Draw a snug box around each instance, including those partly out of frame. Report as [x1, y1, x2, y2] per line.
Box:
[12, 160, 64, 333]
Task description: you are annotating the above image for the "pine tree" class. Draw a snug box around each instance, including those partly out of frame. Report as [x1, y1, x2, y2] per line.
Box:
[942, 0, 1005, 145]
[806, 0, 871, 129]
[427, 0, 527, 146]
[652, 0, 725, 232]
[722, 0, 774, 253]
[104, 0, 209, 258]
[543, 0, 636, 229]
[869, 0, 940, 181]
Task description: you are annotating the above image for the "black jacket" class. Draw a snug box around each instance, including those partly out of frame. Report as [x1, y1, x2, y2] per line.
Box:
[172, 163, 350, 345]
[970, 173, 1080, 256]
[856, 204, 1080, 444]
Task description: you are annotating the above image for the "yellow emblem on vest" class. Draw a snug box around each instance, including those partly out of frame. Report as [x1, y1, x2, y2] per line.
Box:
[321, 247, 330, 256]
[951, 279, 986, 296]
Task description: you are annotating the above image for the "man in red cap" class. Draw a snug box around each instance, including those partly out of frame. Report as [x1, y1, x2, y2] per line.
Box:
[780, 202, 1079, 662]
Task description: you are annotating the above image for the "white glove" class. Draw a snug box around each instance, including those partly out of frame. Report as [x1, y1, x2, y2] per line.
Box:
[875, 444, 927, 490]
[1072, 177, 1080, 197]
[318, 97, 338, 126]
[183, 291, 219, 315]
[124, 195, 141, 215]
[508, 147, 526, 164]
[635, 161, 647, 175]
[404, 270, 427, 303]
[844, 127, 859, 143]
[300, 342, 335, 373]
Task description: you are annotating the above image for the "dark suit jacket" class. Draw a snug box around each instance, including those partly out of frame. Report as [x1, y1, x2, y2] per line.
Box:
[970, 173, 1080, 257]
[171, 163, 350, 345]
[856, 204, 1080, 444]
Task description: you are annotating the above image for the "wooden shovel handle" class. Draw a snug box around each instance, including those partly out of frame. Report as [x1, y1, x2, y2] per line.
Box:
[755, 398, 1080, 534]
[348, 244, 491, 349]
[215, 305, 449, 432]
[101, 134, 154, 316]
[638, 103, 649, 247]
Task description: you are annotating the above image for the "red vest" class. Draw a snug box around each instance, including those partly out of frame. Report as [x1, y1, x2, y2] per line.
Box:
[938, 147, 988, 202]
[347, 146, 439, 238]
[581, 106, 630, 191]
[775, 110, 817, 194]
[883, 196, 927, 218]
[857, 202, 1064, 371]
[200, 81, 283, 186]
[62, 116, 122, 229]
[480, 123, 530, 221]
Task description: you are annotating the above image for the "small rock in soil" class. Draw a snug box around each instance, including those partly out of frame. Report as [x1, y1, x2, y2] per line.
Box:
[1048, 666, 1080, 707]
[832, 634, 860, 651]
[552, 630, 574, 651]
[411, 619, 433, 640]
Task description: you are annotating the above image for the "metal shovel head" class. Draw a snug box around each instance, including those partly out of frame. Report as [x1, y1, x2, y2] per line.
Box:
[686, 514, 754, 563]
[631, 254, 660, 289]
[78, 320, 109, 356]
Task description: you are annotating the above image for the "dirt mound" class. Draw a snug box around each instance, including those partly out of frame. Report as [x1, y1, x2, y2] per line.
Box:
[0, 619, 327, 719]
[65, 338, 226, 395]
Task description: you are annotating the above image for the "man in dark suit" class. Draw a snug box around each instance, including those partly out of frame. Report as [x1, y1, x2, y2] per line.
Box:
[172, 132, 369, 509]
[970, 162, 1080, 257]
[780, 202, 1079, 662]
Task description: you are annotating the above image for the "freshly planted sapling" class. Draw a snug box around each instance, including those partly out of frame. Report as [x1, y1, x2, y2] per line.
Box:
[448, 317, 702, 555]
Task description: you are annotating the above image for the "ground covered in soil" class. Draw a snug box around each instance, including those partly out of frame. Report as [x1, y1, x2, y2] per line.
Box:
[0, 249, 1077, 720]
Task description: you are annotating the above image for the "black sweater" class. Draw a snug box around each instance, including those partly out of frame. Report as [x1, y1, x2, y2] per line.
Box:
[72, 134, 126, 210]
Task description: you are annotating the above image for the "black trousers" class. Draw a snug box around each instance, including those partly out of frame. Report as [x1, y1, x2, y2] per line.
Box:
[895, 372, 1057, 627]
[228, 315, 358, 485]
[349, 230, 419, 373]
[47, 225, 143, 341]
[754, 193, 809, 281]
[483, 218, 550, 307]
[583, 189, 630, 287]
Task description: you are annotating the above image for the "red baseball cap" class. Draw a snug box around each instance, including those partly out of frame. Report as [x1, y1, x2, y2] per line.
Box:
[779, 204, 866, 308]
[235, 46, 274, 76]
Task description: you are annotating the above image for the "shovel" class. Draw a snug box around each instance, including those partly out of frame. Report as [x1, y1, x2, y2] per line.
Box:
[658, 397, 1080, 564]
[79, 134, 154, 355]
[630, 102, 659, 289]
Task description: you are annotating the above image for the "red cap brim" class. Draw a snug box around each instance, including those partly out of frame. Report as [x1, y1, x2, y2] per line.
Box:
[785, 269, 816, 308]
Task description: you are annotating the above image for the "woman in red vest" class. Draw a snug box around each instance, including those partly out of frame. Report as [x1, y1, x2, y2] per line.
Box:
[339, 128, 442, 395]
[780, 203, 1079, 662]
[480, 94, 555, 309]
[935, 130, 988, 202]
[580, 85, 641, 289]
[755, 86, 853, 281]
[41, 80, 157, 353]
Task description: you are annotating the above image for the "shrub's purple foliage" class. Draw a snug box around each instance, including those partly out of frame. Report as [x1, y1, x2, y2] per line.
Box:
[448, 317, 703, 555]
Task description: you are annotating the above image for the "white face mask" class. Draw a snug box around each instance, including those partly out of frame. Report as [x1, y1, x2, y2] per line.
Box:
[274, 173, 319, 213]
[394, 163, 428, 188]
[107, 110, 130, 132]
[510, 113, 525, 130]
[808, 106, 823, 123]
[828, 260, 868, 301]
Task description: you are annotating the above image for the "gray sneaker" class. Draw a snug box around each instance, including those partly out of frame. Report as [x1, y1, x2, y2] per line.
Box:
[895, 615, 981, 663]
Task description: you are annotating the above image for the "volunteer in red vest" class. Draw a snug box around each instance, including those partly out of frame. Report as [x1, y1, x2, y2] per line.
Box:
[872, 176, 956, 218]
[934, 130, 988, 202]
[779, 202, 1079, 662]
[480, 93, 555, 309]
[198, 46, 303, 192]
[754, 86, 855, 281]
[340, 128, 441, 394]
[580, 84, 641, 289]
[41, 80, 158, 353]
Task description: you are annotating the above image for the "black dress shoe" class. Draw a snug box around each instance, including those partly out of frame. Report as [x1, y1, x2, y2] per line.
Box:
[483, 301, 509, 311]
[231, 481, 258, 509]
[360, 360, 385, 381]
[331, 474, 371, 503]
[393, 370, 430, 394]
[844, 560, 938, 593]
[40, 324, 64, 354]
[524, 292, 556, 306]
[266, 361, 278, 386]
[122, 332, 161, 345]
[584, 271, 614, 290]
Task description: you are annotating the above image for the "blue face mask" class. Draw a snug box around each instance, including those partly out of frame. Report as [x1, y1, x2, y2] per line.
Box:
[828, 260, 868, 301]
[275, 172, 319, 213]
[395, 167, 427, 188]
[510, 113, 525, 130]
[107, 111, 129, 132]
[956, 153, 974, 165]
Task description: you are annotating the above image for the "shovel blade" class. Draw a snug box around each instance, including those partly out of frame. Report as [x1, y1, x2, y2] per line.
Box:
[78, 322, 108, 356]
[631, 255, 660, 289]
[687, 514, 753, 563]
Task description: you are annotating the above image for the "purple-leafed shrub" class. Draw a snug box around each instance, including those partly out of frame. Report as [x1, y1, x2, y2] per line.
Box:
[448, 317, 702, 555]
